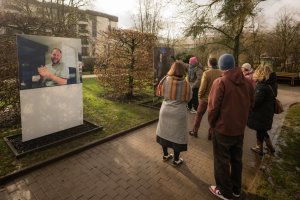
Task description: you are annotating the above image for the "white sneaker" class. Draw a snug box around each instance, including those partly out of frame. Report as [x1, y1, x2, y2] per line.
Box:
[190, 108, 197, 114]
[209, 186, 233, 200]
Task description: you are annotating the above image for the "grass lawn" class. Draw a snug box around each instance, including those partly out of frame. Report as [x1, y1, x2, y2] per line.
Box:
[0, 78, 159, 177]
[255, 103, 300, 200]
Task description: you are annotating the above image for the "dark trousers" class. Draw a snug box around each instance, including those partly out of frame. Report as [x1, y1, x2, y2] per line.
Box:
[188, 88, 199, 110]
[256, 129, 270, 142]
[212, 132, 244, 199]
[162, 147, 180, 161]
[192, 100, 208, 133]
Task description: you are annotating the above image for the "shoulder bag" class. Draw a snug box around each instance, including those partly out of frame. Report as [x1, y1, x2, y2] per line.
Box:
[268, 85, 283, 114]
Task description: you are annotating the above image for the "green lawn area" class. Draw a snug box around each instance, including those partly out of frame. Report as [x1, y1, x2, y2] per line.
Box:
[0, 78, 159, 177]
[255, 103, 300, 200]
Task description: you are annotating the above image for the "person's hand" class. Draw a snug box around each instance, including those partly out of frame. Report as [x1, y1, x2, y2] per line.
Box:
[38, 66, 52, 79]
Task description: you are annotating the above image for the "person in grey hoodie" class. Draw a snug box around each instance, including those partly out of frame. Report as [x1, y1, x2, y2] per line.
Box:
[187, 56, 203, 113]
[208, 54, 254, 200]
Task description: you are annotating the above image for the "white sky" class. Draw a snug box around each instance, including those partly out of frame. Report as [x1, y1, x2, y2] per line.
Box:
[91, 0, 300, 29]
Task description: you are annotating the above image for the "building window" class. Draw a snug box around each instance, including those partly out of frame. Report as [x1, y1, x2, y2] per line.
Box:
[81, 36, 89, 45]
[79, 24, 87, 33]
[108, 21, 111, 31]
[82, 47, 89, 56]
[92, 19, 97, 37]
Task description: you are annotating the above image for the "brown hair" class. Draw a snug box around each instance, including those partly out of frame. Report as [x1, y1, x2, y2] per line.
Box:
[167, 61, 186, 77]
[208, 58, 218, 69]
[51, 48, 62, 54]
[253, 65, 273, 82]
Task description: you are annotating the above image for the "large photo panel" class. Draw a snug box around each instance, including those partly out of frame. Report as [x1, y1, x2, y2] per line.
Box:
[153, 47, 175, 87]
[17, 35, 83, 141]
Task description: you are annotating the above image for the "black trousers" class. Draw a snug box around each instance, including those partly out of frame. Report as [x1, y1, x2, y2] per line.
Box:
[187, 88, 199, 110]
[212, 132, 244, 199]
[256, 129, 270, 142]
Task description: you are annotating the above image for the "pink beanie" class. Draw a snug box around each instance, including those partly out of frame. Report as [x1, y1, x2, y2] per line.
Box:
[189, 57, 198, 65]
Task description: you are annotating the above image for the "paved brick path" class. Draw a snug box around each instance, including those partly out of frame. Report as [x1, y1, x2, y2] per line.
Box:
[0, 85, 299, 200]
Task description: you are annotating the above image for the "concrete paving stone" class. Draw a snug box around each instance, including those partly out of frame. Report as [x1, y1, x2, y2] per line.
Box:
[94, 173, 110, 184]
[126, 186, 141, 198]
[90, 186, 107, 198]
[45, 192, 63, 200]
[9, 190, 34, 200]
[116, 179, 130, 189]
[104, 189, 118, 199]
[114, 186, 129, 198]
[62, 195, 75, 200]
[123, 195, 138, 200]
[113, 195, 125, 200]
[105, 179, 119, 191]
[71, 192, 84, 200]
[136, 185, 152, 197]
[99, 168, 112, 176]
[98, 194, 113, 200]
[5, 183, 18, 194]
[32, 190, 47, 200]
[0, 188, 10, 200]
[126, 179, 142, 190]
[114, 171, 131, 182]
[108, 172, 121, 183]
[58, 192, 74, 200]
[137, 179, 151, 189]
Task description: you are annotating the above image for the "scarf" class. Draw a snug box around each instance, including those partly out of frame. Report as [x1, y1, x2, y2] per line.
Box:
[156, 76, 192, 102]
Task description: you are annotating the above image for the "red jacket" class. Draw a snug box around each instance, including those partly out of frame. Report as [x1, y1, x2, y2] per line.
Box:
[208, 68, 254, 136]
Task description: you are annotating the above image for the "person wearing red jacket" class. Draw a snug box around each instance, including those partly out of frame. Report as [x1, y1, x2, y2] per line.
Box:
[208, 54, 254, 200]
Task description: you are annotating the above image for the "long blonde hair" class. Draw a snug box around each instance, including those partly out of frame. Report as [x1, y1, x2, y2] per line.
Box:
[253, 65, 273, 82]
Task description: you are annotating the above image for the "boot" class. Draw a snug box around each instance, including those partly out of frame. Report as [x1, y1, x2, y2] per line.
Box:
[265, 138, 275, 154]
[251, 140, 264, 156]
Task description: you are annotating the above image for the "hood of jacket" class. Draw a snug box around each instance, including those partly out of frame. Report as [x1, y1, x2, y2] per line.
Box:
[222, 67, 245, 86]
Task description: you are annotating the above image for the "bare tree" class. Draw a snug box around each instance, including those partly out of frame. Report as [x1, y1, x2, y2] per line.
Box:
[242, 18, 267, 67]
[273, 11, 300, 70]
[133, 0, 164, 36]
[181, 0, 265, 64]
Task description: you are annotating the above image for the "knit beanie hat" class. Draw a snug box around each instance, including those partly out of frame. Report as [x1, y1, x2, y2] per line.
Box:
[189, 57, 198, 65]
[218, 54, 235, 70]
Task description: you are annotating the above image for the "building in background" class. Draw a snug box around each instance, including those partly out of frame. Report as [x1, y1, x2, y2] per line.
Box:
[0, 0, 118, 62]
[78, 10, 118, 59]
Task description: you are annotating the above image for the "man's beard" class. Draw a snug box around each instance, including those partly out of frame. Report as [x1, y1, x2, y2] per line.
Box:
[52, 59, 60, 65]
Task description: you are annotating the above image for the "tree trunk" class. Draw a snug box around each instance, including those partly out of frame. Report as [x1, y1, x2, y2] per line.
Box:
[128, 75, 134, 98]
[233, 35, 240, 66]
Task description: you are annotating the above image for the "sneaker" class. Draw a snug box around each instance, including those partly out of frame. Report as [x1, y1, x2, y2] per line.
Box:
[162, 154, 173, 162]
[172, 158, 183, 166]
[251, 146, 264, 156]
[190, 108, 197, 114]
[209, 186, 233, 200]
[232, 192, 240, 198]
[189, 131, 198, 137]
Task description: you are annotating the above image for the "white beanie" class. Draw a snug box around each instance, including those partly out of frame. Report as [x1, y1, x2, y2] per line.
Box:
[241, 63, 252, 71]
